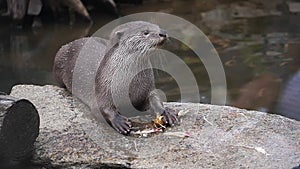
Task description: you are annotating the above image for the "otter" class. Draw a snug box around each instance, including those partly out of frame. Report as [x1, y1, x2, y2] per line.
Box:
[53, 21, 178, 134]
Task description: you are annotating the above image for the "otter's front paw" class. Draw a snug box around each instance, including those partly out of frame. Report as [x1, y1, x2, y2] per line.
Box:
[161, 108, 178, 125]
[111, 114, 132, 135]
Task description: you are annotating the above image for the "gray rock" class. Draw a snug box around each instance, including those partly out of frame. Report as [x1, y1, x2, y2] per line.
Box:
[10, 85, 300, 169]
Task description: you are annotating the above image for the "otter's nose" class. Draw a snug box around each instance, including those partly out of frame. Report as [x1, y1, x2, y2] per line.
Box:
[159, 30, 167, 38]
[159, 33, 167, 38]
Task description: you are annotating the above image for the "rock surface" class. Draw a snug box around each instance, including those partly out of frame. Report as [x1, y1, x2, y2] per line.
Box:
[10, 85, 300, 169]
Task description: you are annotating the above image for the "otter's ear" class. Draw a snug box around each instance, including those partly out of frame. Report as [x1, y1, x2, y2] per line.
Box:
[115, 30, 124, 40]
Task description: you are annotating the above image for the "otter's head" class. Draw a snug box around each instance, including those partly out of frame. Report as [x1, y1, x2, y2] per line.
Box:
[110, 21, 167, 54]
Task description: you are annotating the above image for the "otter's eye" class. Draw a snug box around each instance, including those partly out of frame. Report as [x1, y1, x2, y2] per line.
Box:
[143, 31, 150, 36]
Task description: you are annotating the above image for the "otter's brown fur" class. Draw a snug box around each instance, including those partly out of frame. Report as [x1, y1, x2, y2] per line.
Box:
[53, 21, 177, 134]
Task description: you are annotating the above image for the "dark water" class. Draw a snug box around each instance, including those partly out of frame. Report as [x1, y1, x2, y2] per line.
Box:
[1, 0, 300, 120]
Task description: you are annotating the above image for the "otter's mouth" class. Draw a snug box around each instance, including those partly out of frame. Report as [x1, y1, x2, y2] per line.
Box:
[155, 38, 167, 48]
[157, 40, 166, 47]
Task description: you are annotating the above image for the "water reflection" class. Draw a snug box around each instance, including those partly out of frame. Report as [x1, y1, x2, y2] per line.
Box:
[0, 0, 300, 120]
[0, 23, 93, 92]
[232, 73, 281, 112]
